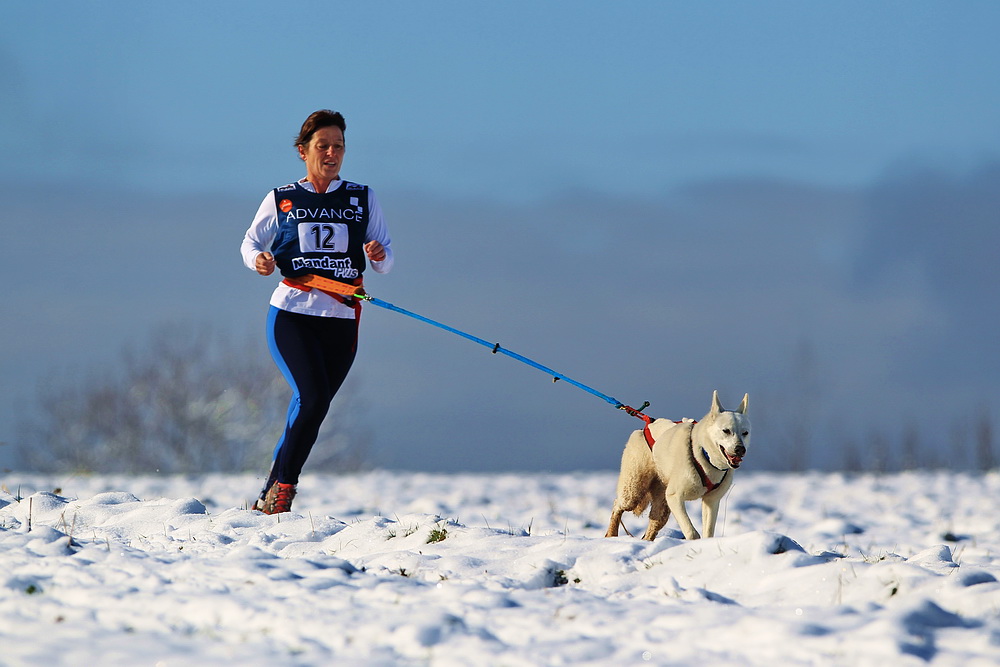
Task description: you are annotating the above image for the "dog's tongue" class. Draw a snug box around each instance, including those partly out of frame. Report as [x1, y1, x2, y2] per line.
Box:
[717, 445, 743, 468]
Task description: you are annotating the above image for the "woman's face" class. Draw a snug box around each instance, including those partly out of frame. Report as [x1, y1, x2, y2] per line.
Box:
[299, 126, 345, 184]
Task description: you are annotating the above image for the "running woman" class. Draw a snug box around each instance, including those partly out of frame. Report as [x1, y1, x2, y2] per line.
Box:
[240, 110, 394, 514]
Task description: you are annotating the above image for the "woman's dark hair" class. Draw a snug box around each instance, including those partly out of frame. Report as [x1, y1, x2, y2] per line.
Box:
[294, 110, 347, 148]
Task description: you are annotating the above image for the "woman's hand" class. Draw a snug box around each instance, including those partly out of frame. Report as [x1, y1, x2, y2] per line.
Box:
[364, 240, 386, 262]
[255, 252, 276, 276]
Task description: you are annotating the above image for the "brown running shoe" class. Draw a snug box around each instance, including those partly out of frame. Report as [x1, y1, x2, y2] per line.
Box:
[261, 482, 297, 515]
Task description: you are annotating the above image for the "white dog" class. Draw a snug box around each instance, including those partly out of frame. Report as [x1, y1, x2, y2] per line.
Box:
[605, 391, 750, 541]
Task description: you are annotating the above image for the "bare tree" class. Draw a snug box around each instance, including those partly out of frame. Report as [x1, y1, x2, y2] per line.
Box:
[870, 433, 889, 474]
[900, 424, 921, 471]
[975, 409, 995, 471]
[16, 326, 369, 474]
[779, 338, 819, 471]
[841, 437, 863, 472]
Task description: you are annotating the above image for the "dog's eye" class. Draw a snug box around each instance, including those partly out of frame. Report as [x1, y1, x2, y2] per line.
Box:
[722, 428, 732, 435]
[742, 431, 749, 437]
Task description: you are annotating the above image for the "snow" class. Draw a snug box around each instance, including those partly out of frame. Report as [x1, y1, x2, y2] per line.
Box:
[2, 470, 999, 665]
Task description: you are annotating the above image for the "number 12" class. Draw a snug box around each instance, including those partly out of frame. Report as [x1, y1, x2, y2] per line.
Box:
[310, 224, 337, 249]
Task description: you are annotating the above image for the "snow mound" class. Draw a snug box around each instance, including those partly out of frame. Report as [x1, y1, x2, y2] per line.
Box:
[1, 470, 998, 664]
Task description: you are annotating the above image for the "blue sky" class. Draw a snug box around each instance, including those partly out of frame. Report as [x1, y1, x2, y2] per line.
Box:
[2, 2, 999, 472]
[6, 2, 998, 196]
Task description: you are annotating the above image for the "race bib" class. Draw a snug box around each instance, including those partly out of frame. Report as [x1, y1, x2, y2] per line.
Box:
[297, 222, 349, 253]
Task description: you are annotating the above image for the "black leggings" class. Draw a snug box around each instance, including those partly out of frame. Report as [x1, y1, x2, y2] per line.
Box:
[262, 306, 358, 491]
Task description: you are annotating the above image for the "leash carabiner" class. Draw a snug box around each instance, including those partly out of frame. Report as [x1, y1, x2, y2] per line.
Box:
[619, 400, 652, 423]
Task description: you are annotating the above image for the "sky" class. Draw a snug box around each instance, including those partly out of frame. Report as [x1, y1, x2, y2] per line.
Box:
[2, 1, 999, 473]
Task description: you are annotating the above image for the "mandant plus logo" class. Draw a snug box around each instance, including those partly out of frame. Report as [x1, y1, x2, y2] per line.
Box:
[290, 256, 358, 278]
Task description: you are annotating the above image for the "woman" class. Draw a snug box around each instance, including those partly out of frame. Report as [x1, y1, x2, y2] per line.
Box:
[240, 110, 393, 514]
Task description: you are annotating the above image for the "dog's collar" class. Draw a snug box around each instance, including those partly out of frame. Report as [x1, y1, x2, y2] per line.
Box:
[701, 448, 727, 472]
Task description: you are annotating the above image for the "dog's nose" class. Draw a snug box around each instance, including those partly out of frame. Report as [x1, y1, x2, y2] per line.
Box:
[735, 444, 746, 457]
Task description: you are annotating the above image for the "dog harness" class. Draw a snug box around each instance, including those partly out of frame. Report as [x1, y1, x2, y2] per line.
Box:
[639, 414, 727, 493]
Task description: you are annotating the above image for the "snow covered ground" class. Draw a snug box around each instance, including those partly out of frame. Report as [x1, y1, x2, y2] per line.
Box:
[2, 470, 999, 665]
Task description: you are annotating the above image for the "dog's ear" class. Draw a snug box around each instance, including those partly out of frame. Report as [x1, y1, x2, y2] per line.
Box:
[737, 393, 749, 414]
[711, 390, 722, 415]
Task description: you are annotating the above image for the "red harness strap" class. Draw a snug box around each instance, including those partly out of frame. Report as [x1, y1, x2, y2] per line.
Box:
[639, 414, 656, 450]
[693, 454, 726, 493]
[641, 416, 725, 492]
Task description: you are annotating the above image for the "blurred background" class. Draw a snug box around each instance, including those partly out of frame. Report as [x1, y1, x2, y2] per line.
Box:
[2, 2, 998, 473]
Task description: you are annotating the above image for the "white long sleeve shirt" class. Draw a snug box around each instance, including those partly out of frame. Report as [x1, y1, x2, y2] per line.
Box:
[241, 178, 394, 318]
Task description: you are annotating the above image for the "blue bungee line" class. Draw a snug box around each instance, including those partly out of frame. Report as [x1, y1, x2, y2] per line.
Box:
[360, 293, 651, 420]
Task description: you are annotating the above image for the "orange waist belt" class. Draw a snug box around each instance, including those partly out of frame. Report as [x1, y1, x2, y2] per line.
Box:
[282, 274, 366, 302]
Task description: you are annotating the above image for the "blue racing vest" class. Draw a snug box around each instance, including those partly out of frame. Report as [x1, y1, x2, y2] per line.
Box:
[270, 181, 370, 285]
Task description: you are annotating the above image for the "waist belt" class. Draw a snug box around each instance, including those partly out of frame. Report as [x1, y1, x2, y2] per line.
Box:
[282, 275, 364, 308]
